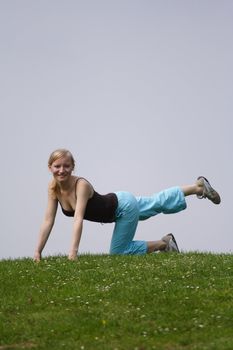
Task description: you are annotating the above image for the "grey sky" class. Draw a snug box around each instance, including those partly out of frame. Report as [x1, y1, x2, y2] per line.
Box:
[1, 0, 232, 259]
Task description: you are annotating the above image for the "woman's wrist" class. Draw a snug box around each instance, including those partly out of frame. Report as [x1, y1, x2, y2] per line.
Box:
[69, 248, 78, 254]
[34, 250, 41, 255]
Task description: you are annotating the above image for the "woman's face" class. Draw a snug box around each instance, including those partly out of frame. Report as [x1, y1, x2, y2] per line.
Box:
[49, 155, 74, 182]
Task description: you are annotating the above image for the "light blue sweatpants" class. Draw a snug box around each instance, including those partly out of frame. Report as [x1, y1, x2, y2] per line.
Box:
[110, 187, 187, 255]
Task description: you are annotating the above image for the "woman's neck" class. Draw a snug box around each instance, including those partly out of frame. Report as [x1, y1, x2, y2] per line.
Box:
[56, 175, 77, 192]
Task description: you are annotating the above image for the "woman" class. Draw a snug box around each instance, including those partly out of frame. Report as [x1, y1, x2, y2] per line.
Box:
[34, 149, 221, 261]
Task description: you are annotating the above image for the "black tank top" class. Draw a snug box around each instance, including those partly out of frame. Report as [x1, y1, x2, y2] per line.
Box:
[60, 178, 118, 223]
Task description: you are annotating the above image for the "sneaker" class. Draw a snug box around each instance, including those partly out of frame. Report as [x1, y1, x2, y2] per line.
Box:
[196, 176, 221, 204]
[162, 233, 180, 253]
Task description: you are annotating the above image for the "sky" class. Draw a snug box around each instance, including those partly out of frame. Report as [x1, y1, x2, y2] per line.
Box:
[1, 0, 232, 260]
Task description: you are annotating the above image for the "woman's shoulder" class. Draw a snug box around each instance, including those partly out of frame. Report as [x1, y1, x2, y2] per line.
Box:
[48, 180, 58, 199]
[75, 176, 93, 187]
[48, 179, 56, 190]
[75, 177, 94, 197]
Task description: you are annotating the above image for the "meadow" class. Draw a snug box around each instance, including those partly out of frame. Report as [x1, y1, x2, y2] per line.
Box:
[0, 253, 232, 350]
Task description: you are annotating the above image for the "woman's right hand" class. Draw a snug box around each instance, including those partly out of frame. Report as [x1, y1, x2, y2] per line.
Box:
[34, 251, 41, 262]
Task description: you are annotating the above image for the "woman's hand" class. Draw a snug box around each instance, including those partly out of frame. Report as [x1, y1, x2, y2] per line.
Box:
[34, 251, 41, 262]
[68, 250, 78, 261]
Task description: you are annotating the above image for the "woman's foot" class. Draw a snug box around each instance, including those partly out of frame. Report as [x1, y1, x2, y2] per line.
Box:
[196, 176, 221, 204]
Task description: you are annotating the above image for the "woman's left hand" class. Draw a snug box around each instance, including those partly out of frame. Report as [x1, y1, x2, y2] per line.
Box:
[68, 251, 78, 260]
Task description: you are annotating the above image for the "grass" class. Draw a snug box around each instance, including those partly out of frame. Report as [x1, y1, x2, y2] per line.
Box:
[0, 253, 232, 350]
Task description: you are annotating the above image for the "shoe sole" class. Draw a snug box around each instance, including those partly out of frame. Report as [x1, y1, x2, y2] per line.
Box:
[168, 233, 180, 253]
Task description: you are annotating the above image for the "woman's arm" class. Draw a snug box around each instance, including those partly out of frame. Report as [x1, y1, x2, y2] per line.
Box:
[34, 189, 58, 261]
[68, 180, 93, 260]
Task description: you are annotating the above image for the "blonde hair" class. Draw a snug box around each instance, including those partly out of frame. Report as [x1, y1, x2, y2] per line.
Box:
[48, 149, 75, 198]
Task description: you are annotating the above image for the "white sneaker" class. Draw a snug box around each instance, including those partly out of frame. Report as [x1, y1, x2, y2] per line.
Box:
[196, 176, 221, 204]
[162, 233, 180, 253]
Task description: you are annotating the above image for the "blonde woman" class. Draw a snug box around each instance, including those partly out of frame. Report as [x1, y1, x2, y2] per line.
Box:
[34, 149, 221, 261]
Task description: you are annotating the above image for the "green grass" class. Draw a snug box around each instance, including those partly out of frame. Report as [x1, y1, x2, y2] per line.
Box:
[0, 253, 232, 350]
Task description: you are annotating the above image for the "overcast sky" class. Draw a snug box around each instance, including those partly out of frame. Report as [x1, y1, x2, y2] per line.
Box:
[1, 0, 232, 260]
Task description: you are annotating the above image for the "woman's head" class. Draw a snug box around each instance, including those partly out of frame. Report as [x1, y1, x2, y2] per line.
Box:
[48, 149, 75, 169]
[48, 150, 75, 195]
